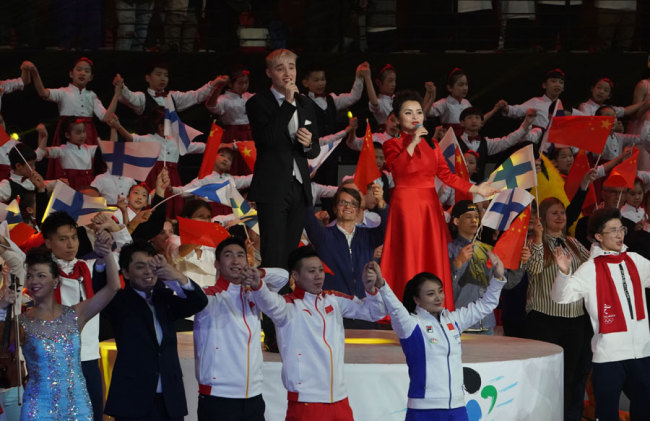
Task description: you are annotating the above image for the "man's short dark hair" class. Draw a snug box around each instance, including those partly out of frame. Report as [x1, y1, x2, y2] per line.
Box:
[214, 236, 245, 261]
[587, 208, 621, 239]
[288, 246, 320, 273]
[145, 61, 169, 75]
[9, 143, 36, 169]
[459, 106, 483, 121]
[41, 211, 77, 240]
[119, 240, 157, 271]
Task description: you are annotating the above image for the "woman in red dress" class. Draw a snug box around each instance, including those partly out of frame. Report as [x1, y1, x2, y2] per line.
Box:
[381, 91, 497, 309]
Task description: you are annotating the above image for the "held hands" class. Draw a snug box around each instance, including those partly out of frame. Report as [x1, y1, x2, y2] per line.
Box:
[345, 117, 358, 134]
[93, 229, 113, 259]
[486, 251, 505, 280]
[91, 212, 120, 233]
[149, 254, 187, 284]
[471, 182, 499, 198]
[296, 127, 312, 148]
[495, 99, 508, 112]
[112, 73, 124, 87]
[211, 75, 230, 89]
[241, 266, 262, 290]
[356, 61, 370, 79]
[553, 246, 572, 275]
[362, 261, 385, 293]
[424, 81, 436, 95]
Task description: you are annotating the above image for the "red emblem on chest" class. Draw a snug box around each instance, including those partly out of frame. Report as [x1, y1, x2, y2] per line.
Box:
[325, 305, 334, 314]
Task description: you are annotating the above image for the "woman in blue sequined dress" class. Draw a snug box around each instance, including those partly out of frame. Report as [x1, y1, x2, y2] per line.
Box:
[19, 231, 120, 420]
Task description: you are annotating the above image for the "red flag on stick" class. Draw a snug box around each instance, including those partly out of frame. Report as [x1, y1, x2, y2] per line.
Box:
[546, 116, 614, 154]
[0, 126, 12, 148]
[604, 147, 639, 189]
[490, 207, 531, 270]
[235, 141, 257, 172]
[198, 122, 223, 179]
[9, 222, 36, 248]
[453, 147, 473, 202]
[177, 216, 230, 248]
[354, 121, 381, 195]
[563, 150, 597, 211]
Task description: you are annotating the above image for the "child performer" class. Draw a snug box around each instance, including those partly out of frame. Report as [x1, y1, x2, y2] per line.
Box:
[578, 77, 650, 117]
[36, 119, 104, 191]
[0, 61, 32, 112]
[107, 110, 205, 217]
[368, 64, 396, 128]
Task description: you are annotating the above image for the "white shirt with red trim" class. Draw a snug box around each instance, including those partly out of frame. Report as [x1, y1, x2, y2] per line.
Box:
[250, 283, 387, 403]
[193, 269, 288, 399]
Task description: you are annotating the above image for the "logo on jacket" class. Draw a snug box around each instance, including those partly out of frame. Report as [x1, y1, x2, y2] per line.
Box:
[429, 337, 438, 344]
[325, 305, 334, 314]
[426, 325, 433, 333]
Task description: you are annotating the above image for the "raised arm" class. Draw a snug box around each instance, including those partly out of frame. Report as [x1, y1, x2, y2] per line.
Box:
[105, 113, 134, 142]
[103, 78, 123, 121]
[335, 261, 387, 321]
[244, 266, 292, 326]
[75, 230, 121, 329]
[205, 75, 230, 111]
[421, 82, 436, 116]
[27, 63, 49, 99]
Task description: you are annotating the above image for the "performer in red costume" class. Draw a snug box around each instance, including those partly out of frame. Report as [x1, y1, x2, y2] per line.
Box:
[381, 90, 497, 309]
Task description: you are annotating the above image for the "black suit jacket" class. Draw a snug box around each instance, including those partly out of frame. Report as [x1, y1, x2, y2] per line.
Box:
[102, 281, 207, 418]
[245, 88, 321, 204]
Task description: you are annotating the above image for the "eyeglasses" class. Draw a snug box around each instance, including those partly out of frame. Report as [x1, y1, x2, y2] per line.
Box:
[601, 226, 627, 236]
[337, 200, 359, 209]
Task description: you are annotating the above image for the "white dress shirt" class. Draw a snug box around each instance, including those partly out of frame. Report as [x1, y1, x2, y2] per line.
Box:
[132, 133, 205, 163]
[270, 86, 303, 184]
[427, 95, 472, 124]
[0, 77, 24, 111]
[207, 90, 255, 125]
[48, 84, 107, 120]
[91, 172, 138, 204]
[120, 83, 215, 115]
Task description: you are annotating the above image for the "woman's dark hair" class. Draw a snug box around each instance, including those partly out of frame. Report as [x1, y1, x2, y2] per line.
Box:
[402, 272, 443, 314]
[593, 77, 614, 91]
[392, 90, 423, 117]
[587, 207, 621, 239]
[179, 199, 212, 219]
[447, 67, 466, 88]
[25, 246, 59, 278]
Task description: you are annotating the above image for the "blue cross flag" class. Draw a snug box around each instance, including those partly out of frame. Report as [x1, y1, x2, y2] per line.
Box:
[482, 187, 534, 231]
[163, 96, 203, 156]
[42, 181, 115, 224]
[99, 140, 161, 181]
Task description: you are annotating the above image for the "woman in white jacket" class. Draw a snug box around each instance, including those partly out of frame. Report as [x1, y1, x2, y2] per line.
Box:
[370, 252, 506, 421]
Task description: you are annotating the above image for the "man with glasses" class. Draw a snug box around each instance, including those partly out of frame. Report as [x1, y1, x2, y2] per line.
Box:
[303, 186, 387, 299]
[552, 208, 650, 420]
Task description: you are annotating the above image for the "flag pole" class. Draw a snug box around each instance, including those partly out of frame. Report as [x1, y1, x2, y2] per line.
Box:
[11, 144, 34, 174]
[593, 154, 602, 168]
[617, 190, 623, 209]
[151, 191, 183, 210]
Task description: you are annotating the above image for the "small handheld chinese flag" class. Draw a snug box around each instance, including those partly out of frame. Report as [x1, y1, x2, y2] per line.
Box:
[546, 116, 613, 155]
[177, 216, 230, 248]
[235, 141, 257, 172]
[198, 122, 223, 179]
[604, 147, 639, 189]
[489, 207, 531, 270]
[563, 149, 597, 211]
[354, 120, 381, 195]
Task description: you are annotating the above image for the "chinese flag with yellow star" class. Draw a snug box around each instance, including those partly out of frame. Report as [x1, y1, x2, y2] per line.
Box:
[490, 206, 531, 270]
[198, 122, 223, 179]
[564, 149, 597, 211]
[354, 121, 381, 195]
[235, 141, 257, 172]
[604, 147, 639, 189]
[177, 216, 230, 247]
[453, 147, 473, 202]
[546, 116, 614, 154]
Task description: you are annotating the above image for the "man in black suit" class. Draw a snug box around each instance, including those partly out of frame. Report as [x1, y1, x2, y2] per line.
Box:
[245, 49, 321, 269]
[102, 240, 208, 421]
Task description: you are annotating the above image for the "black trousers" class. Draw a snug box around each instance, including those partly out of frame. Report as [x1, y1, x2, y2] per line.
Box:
[198, 394, 265, 421]
[115, 393, 182, 421]
[592, 357, 650, 421]
[526, 311, 590, 421]
[81, 359, 103, 421]
[257, 178, 307, 269]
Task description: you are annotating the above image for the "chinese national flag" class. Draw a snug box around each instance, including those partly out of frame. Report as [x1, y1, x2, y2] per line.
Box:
[564, 150, 597, 211]
[9, 222, 36, 248]
[604, 147, 639, 189]
[235, 141, 257, 172]
[453, 147, 473, 202]
[177, 216, 230, 248]
[490, 207, 531, 270]
[198, 122, 223, 179]
[354, 121, 381, 195]
[0, 125, 11, 147]
[546, 116, 614, 154]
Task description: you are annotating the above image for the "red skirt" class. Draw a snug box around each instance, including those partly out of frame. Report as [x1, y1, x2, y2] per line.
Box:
[380, 186, 455, 310]
[47, 116, 99, 180]
[63, 169, 94, 191]
[222, 124, 252, 142]
[145, 161, 184, 218]
[0, 164, 10, 181]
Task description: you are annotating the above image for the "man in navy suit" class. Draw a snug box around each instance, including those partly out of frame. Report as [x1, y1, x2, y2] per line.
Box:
[245, 49, 321, 269]
[102, 240, 208, 420]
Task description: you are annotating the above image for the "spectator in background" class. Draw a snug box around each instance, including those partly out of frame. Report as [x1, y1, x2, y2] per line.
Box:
[455, 0, 498, 51]
[536, 0, 583, 51]
[0, 1, 37, 49]
[364, 0, 397, 53]
[163, 0, 199, 52]
[500, 0, 537, 51]
[594, 0, 637, 52]
[53, 0, 103, 50]
[115, 0, 155, 51]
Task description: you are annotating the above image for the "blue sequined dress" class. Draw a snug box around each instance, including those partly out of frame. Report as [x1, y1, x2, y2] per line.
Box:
[19, 305, 93, 420]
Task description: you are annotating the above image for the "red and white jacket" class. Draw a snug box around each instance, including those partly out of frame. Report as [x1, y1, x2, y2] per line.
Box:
[193, 268, 288, 399]
[250, 282, 387, 403]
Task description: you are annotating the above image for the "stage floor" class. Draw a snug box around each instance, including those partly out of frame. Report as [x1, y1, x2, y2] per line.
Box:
[100, 329, 563, 421]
